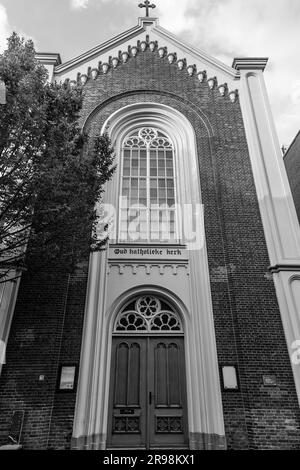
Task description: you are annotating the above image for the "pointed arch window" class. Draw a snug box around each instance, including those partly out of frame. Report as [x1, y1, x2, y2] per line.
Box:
[119, 127, 178, 243]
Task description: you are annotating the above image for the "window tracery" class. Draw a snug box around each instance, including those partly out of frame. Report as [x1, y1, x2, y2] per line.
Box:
[114, 296, 182, 333]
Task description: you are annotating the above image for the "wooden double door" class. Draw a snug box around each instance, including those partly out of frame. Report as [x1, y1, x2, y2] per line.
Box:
[107, 336, 189, 449]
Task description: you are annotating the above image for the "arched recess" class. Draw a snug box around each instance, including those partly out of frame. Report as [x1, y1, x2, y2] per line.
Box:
[99, 102, 208, 244]
[71, 102, 226, 450]
[107, 291, 188, 449]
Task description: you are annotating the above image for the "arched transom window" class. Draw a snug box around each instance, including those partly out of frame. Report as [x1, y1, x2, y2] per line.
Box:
[114, 296, 183, 333]
[119, 127, 178, 242]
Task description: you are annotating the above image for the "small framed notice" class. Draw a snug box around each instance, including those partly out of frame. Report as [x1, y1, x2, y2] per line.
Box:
[57, 365, 78, 392]
[220, 364, 239, 391]
[263, 374, 277, 387]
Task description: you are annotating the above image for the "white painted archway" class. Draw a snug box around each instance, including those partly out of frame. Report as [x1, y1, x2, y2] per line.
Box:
[72, 102, 226, 450]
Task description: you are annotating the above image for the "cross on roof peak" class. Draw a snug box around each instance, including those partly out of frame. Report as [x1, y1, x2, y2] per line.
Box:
[138, 1, 156, 17]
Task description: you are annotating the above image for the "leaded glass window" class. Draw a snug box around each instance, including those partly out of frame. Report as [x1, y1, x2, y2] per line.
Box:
[119, 127, 177, 242]
[114, 296, 183, 333]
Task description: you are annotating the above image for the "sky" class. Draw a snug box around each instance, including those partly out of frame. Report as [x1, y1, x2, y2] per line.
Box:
[0, 0, 299, 149]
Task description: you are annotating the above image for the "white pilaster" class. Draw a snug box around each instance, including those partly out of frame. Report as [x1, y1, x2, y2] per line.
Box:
[35, 53, 61, 83]
[0, 273, 21, 375]
[234, 58, 300, 404]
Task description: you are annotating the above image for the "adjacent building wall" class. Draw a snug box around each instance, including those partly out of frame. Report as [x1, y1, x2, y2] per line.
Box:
[284, 131, 300, 225]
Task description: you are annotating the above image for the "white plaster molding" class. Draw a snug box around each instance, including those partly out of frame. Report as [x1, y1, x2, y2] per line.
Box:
[167, 53, 175, 64]
[158, 47, 165, 58]
[208, 77, 216, 90]
[197, 71, 206, 83]
[187, 65, 195, 77]
[80, 74, 88, 86]
[107, 262, 189, 276]
[177, 59, 184, 70]
[140, 41, 147, 52]
[91, 68, 98, 80]
[232, 57, 268, 71]
[112, 57, 119, 69]
[229, 90, 238, 103]
[35, 52, 61, 65]
[218, 84, 227, 96]
[72, 250, 109, 449]
[121, 51, 129, 63]
[102, 63, 109, 74]
[131, 46, 138, 57]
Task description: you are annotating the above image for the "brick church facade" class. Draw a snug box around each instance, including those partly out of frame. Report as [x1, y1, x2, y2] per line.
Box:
[1, 13, 300, 450]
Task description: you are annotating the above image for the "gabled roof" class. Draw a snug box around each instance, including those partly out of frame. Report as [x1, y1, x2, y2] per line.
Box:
[37, 16, 268, 98]
[48, 17, 242, 87]
[54, 17, 238, 81]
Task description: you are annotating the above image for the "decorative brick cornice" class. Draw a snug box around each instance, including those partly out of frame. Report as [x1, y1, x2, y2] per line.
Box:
[65, 38, 239, 104]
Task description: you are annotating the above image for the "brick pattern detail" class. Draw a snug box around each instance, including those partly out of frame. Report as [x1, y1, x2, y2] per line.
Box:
[0, 48, 300, 450]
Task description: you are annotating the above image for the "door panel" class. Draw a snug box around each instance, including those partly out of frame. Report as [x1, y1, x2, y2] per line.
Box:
[114, 342, 141, 406]
[149, 338, 188, 448]
[107, 336, 188, 449]
[107, 338, 147, 448]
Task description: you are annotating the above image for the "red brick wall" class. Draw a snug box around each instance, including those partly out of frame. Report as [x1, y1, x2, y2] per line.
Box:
[0, 265, 89, 449]
[0, 44, 299, 450]
[284, 131, 300, 226]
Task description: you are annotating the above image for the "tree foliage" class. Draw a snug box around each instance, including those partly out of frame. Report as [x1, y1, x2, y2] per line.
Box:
[0, 33, 115, 282]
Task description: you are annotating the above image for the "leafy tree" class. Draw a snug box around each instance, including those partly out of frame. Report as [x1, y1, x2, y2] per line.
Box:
[0, 33, 115, 283]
